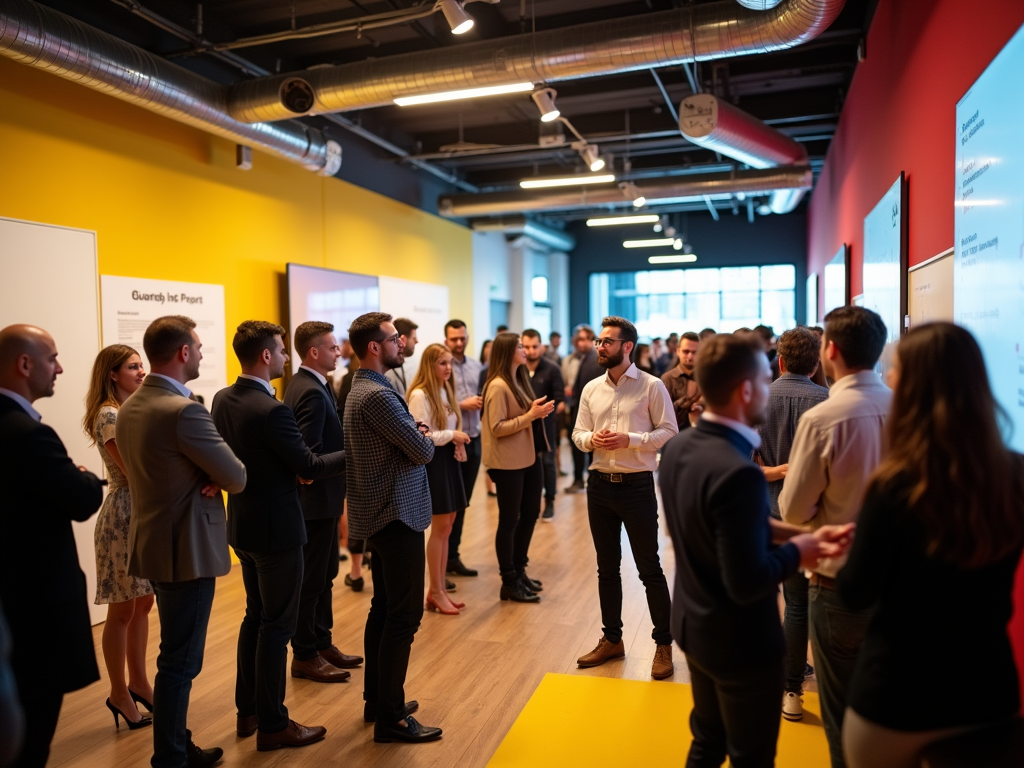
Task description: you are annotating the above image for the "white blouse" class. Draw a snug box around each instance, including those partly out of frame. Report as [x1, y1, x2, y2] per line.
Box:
[407, 387, 458, 446]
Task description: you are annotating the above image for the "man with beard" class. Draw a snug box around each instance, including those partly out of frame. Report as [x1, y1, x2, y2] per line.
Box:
[344, 313, 441, 744]
[212, 321, 346, 751]
[384, 318, 419, 400]
[520, 329, 565, 521]
[572, 317, 678, 680]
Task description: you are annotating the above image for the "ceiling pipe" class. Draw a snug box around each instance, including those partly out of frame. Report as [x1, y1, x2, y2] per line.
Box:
[0, 0, 341, 174]
[736, 0, 786, 9]
[471, 216, 577, 252]
[679, 93, 809, 214]
[226, 0, 846, 123]
[440, 166, 812, 218]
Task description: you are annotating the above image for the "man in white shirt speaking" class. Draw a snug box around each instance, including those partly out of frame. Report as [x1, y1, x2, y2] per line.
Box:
[572, 316, 679, 680]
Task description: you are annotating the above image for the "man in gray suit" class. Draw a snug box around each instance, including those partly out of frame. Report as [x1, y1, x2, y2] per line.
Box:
[117, 316, 246, 768]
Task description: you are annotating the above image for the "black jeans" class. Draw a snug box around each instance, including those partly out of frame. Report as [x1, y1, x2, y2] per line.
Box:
[10, 687, 62, 768]
[783, 569, 809, 693]
[235, 547, 303, 733]
[540, 449, 557, 501]
[570, 408, 592, 483]
[364, 521, 425, 724]
[685, 654, 786, 768]
[490, 460, 543, 575]
[449, 435, 481, 561]
[292, 517, 339, 661]
[586, 472, 672, 646]
[151, 578, 216, 768]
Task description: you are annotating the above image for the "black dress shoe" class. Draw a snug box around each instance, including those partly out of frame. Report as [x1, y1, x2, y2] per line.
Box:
[518, 572, 542, 593]
[445, 579, 457, 592]
[373, 715, 442, 744]
[345, 574, 364, 592]
[500, 580, 540, 603]
[363, 700, 419, 723]
[446, 559, 478, 577]
[185, 730, 223, 768]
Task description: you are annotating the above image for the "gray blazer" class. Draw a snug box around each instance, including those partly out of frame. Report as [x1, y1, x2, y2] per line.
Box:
[117, 376, 247, 582]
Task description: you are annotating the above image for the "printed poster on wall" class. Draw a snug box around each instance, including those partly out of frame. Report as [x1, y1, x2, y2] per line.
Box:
[378, 276, 450, 374]
[100, 275, 227, 407]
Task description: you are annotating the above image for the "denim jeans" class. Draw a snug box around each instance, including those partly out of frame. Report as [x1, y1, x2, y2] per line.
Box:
[490, 461, 543, 575]
[586, 472, 672, 646]
[292, 517, 339, 661]
[151, 578, 216, 768]
[809, 583, 872, 768]
[235, 547, 303, 733]
[783, 570, 810, 693]
[364, 521, 425, 724]
[449, 435, 481, 560]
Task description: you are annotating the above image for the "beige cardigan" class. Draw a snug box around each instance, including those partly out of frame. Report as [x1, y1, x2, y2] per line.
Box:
[481, 377, 542, 470]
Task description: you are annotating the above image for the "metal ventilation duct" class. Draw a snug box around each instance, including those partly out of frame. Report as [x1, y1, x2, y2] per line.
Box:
[471, 217, 577, 252]
[440, 166, 812, 218]
[736, 0, 786, 9]
[679, 94, 809, 214]
[227, 0, 846, 123]
[0, 0, 341, 175]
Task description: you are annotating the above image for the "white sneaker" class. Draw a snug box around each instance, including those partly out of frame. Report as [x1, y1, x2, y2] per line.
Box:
[782, 691, 803, 721]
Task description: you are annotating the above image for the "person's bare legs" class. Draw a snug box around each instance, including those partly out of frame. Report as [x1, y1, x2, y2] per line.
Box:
[427, 513, 458, 611]
[127, 593, 155, 706]
[102, 599, 145, 722]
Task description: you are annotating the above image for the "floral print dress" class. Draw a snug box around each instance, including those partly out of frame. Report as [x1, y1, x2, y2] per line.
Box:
[93, 405, 153, 604]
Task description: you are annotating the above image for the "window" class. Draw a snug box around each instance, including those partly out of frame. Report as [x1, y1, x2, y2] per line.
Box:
[589, 265, 796, 340]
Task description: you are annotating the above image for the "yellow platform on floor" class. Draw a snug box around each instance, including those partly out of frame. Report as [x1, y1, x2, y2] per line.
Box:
[487, 673, 829, 768]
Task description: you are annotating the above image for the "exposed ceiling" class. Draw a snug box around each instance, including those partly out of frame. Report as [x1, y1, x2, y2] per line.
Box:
[35, 0, 874, 221]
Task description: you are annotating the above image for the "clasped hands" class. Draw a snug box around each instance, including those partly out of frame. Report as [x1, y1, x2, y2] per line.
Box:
[592, 429, 629, 451]
[792, 522, 856, 570]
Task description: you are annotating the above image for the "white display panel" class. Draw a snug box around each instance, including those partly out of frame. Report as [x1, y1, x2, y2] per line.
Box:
[954, 21, 1024, 451]
[378, 276, 450, 375]
[863, 175, 906, 375]
[806, 273, 819, 325]
[823, 245, 847, 317]
[286, 265, 379, 375]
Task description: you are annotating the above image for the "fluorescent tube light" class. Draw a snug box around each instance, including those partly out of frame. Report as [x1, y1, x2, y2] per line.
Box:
[394, 82, 533, 106]
[520, 174, 616, 189]
[649, 254, 698, 264]
[586, 214, 661, 227]
[623, 238, 677, 248]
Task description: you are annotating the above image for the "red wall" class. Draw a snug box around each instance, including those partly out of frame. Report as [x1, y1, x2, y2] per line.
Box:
[807, 0, 1024, 700]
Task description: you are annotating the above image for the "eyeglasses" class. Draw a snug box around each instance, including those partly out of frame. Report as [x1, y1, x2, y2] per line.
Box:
[594, 337, 624, 349]
[381, 333, 401, 346]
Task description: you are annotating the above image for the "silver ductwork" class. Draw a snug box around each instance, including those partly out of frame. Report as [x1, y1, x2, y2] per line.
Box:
[440, 166, 812, 218]
[227, 0, 846, 123]
[0, 0, 341, 175]
[679, 94, 809, 214]
[736, 0, 786, 9]
[471, 217, 577, 252]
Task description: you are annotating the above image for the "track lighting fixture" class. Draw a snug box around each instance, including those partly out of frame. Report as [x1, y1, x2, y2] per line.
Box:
[531, 88, 560, 122]
[440, 0, 475, 34]
[580, 145, 605, 172]
[619, 181, 646, 208]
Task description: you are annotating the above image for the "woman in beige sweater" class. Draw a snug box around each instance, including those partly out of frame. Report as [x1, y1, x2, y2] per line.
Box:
[481, 333, 554, 603]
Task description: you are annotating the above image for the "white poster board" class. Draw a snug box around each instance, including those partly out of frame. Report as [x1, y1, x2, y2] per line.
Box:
[0, 218, 106, 625]
[806, 273, 819, 325]
[101, 275, 227, 406]
[908, 249, 954, 329]
[378, 276, 451, 374]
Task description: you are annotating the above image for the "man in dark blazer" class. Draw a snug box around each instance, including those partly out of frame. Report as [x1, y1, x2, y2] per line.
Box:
[659, 332, 850, 768]
[0, 325, 104, 768]
[211, 321, 347, 752]
[283, 321, 362, 681]
[520, 329, 565, 520]
[567, 330, 602, 492]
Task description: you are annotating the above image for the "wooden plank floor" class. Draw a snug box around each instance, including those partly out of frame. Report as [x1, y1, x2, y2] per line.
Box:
[49, 446, 802, 768]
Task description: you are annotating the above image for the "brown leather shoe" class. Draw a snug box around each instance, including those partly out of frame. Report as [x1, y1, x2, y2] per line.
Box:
[577, 636, 625, 668]
[236, 715, 258, 737]
[290, 655, 351, 683]
[256, 720, 327, 752]
[652, 644, 674, 680]
[320, 644, 363, 669]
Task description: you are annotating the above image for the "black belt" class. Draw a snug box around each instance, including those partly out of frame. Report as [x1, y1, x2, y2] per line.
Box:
[808, 572, 837, 590]
[591, 470, 653, 485]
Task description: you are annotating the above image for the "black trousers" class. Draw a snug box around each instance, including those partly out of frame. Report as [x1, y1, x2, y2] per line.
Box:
[235, 547, 303, 734]
[292, 516, 340, 661]
[449, 434, 481, 561]
[586, 472, 672, 646]
[10, 686, 62, 768]
[540, 449, 557, 501]
[685, 654, 787, 768]
[490, 460, 543, 575]
[364, 521, 425, 724]
[570, 408, 592, 483]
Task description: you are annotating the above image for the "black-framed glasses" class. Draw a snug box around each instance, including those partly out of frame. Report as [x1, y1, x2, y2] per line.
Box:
[594, 337, 624, 349]
[380, 333, 401, 346]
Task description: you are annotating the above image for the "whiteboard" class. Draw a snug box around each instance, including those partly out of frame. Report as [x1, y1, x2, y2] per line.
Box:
[378, 276, 450, 374]
[0, 218, 106, 625]
[908, 248, 954, 329]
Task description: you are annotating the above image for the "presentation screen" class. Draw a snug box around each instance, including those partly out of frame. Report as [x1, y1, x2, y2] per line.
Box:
[862, 174, 907, 373]
[286, 264, 379, 376]
[822, 244, 848, 318]
[954, 21, 1024, 451]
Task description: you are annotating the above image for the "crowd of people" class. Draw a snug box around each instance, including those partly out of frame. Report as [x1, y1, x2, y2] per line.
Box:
[1, 303, 1022, 768]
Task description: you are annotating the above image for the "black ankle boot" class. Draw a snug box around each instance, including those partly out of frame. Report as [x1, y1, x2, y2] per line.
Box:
[500, 572, 540, 603]
[518, 570, 543, 593]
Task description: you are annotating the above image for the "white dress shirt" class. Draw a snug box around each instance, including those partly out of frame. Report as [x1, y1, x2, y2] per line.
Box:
[0, 388, 42, 421]
[238, 373, 275, 396]
[572, 363, 678, 473]
[147, 373, 193, 398]
[407, 387, 458, 446]
[299, 365, 328, 387]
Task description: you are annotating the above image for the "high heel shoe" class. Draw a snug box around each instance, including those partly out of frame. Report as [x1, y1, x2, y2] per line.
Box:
[106, 698, 153, 731]
[425, 595, 460, 615]
[446, 595, 466, 610]
[129, 689, 154, 713]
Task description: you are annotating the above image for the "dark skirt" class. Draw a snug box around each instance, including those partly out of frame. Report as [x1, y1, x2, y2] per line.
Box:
[425, 442, 468, 515]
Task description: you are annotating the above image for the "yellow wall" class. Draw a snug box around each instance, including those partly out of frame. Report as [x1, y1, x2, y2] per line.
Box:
[0, 57, 473, 381]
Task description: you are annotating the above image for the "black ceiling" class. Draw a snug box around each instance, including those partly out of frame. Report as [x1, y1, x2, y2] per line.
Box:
[41, 0, 875, 220]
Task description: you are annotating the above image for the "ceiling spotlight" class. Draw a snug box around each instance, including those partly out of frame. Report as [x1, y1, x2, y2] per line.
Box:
[633, 195, 647, 207]
[664, 225, 676, 238]
[653, 222, 663, 232]
[580, 145, 605, 172]
[440, 0, 475, 34]
[619, 181, 646, 208]
[520, 173, 615, 189]
[531, 88, 560, 122]
[757, 203, 772, 216]
[673, 239, 683, 250]
[586, 214, 660, 227]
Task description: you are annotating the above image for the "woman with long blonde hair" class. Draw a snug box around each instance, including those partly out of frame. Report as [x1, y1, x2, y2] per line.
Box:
[481, 332, 554, 603]
[83, 344, 154, 730]
[407, 344, 471, 615]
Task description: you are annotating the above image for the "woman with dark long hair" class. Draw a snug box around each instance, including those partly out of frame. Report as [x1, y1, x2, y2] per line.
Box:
[481, 332, 554, 603]
[838, 322, 1024, 768]
[83, 345, 154, 730]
